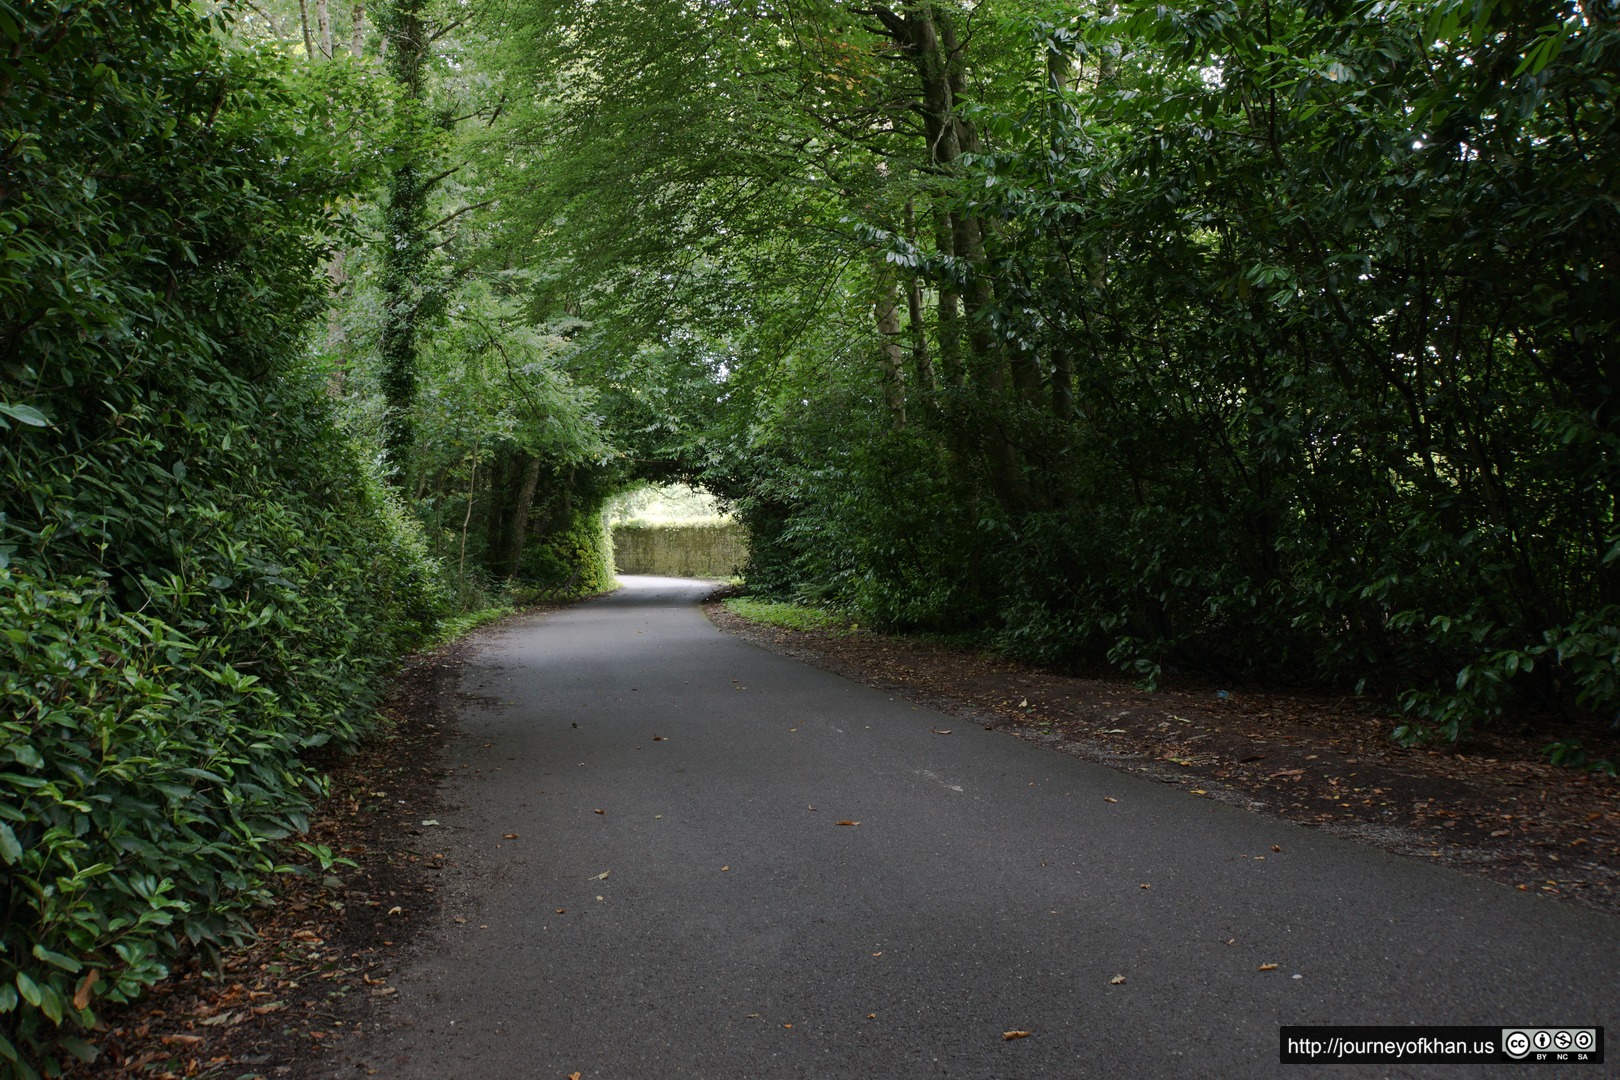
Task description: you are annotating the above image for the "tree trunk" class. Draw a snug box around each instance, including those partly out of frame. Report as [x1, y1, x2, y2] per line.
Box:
[316, 0, 334, 58]
[508, 454, 543, 576]
[866, 2, 1028, 510]
[903, 202, 936, 398]
[351, 1, 366, 54]
[932, 202, 965, 390]
[378, 0, 430, 481]
[873, 259, 907, 429]
[298, 0, 315, 58]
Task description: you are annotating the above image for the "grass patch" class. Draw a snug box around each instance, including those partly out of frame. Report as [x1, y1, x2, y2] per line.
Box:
[431, 605, 514, 647]
[724, 597, 849, 633]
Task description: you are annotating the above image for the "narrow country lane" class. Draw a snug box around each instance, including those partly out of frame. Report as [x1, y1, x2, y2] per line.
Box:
[327, 577, 1618, 1078]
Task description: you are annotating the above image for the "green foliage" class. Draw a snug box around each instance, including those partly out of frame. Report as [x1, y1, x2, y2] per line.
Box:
[430, 605, 517, 648]
[723, 598, 848, 634]
[500, 0, 1620, 755]
[0, 2, 443, 1071]
[518, 499, 617, 600]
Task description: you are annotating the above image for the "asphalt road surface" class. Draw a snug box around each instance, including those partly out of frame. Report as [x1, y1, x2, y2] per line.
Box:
[330, 576, 1619, 1078]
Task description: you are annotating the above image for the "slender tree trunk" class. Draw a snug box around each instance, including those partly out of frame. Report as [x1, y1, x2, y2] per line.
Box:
[298, 0, 315, 58]
[351, 1, 366, 54]
[316, 0, 334, 58]
[508, 454, 543, 576]
[458, 455, 477, 589]
[873, 259, 908, 429]
[932, 203, 965, 390]
[484, 451, 515, 572]
[903, 202, 936, 398]
[378, 0, 430, 481]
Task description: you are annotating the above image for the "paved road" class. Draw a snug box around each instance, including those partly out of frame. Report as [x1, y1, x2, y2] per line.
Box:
[333, 576, 1618, 1078]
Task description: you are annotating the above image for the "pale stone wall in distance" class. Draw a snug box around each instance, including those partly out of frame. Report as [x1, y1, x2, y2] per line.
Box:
[611, 522, 747, 580]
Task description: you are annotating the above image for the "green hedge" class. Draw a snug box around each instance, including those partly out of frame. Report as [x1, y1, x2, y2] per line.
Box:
[0, 3, 443, 1073]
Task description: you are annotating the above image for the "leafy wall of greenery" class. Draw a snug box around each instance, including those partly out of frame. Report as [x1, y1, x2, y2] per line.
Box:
[0, 4, 443, 1072]
[505, 0, 1618, 758]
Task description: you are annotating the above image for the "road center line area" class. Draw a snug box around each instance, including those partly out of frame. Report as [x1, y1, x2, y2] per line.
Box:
[326, 576, 1619, 1079]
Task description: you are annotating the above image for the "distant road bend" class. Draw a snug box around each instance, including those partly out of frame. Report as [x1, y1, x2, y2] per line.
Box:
[329, 575, 1619, 1078]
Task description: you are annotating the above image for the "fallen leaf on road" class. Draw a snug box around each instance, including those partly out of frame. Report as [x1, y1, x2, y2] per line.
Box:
[653, 735, 667, 741]
[807, 805, 817, 811]
[783, 1023, 793, 1029]
[1139, 883, 1151, 889]
[570, 1073, 582, 1080]
[1104, 796, 1118, 803]
[555, 908, 566, 914]
[504, 833, 519, 839]
[721, 866, 730, 872]
[836, 820, 860, 826]
[931, 728, 953, 735]
[421, 819, 440, 826]
[1272, 845, 1281, 852]
[1110, 974, 1126, 985]
[160, 1035, 202, 1046]
[1258, 963, 1279, 971]
[387, 906, 402, 916]
[1192, 789, 1208, 795]
[595, 871, 610, 880]
[594, 809, 605, 815]
[867, 1013, 877, 1019]
[1003, 1030, 1032, 1041]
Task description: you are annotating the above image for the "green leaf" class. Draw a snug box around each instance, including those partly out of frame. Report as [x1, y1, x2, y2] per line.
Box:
[14, 971, 41, 1008]
[0, 402, 49, 427]
[60, 1037, 100, 1064]
[0, 822, 20, 865]
[8, 744, 43, 769]
[32, 944, 83, 973]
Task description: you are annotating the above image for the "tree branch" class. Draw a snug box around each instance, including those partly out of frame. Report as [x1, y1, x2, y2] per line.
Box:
[430, 198, 496, 235]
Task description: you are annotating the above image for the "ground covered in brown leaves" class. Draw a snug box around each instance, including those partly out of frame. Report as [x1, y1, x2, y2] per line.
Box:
[705, 602, 1620, 917]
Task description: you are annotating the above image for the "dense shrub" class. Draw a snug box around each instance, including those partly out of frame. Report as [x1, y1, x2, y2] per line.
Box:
[0, 3, 442, 1072]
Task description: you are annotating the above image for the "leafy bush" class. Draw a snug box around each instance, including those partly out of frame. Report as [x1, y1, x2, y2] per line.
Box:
[0, 3, 443, 1072]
